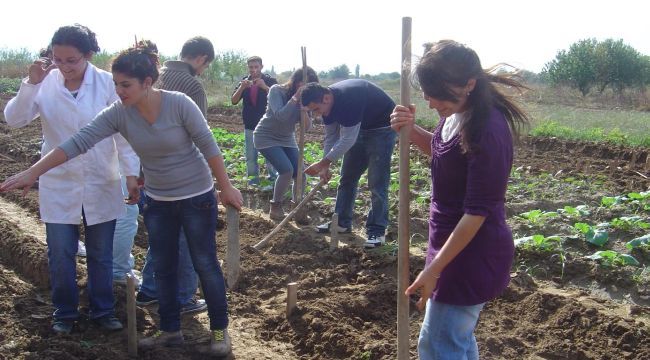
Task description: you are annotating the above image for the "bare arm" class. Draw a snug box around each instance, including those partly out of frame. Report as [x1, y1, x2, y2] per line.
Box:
[390, 104, 433, 156]
[231, 80, 251, 105]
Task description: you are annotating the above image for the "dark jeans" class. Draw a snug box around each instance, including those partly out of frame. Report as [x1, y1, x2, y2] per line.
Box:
[143, 190, 228, 331]
[335, 126, 396, 236]
[46, 215, 116, 321]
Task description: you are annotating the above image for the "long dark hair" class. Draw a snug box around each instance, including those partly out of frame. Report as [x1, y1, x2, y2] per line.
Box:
[283, 66, 319, 99]
[414, 40, 530, 153]
[111, 39, 160, 83]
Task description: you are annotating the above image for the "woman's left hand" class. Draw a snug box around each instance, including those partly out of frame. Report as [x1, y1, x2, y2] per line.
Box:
[405, 263, 441, 311]
[219, 184, 243, 211]
[390, 104, 416, 132]
[0, 168, 39, 196]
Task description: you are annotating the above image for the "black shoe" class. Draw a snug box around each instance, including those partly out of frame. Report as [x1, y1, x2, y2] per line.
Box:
[136, 291, 158, 306]
[316, 221, 351, 234]
[93, 315, 123, 331]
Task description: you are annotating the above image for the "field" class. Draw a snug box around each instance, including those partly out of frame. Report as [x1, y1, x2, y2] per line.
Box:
[0, 96, 649, 360]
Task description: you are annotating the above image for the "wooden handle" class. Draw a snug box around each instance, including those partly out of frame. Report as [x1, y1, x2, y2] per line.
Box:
[126, 273, 138, 357]
[226, 206, 240, 289]
[253, 180, 324, 250]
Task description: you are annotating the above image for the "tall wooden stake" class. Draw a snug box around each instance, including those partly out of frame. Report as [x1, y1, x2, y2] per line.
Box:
[294, 47, 308, 204]
[226, 206, 240, 289]
[126, 273, 138, 358]
[397, 16, 412, 360]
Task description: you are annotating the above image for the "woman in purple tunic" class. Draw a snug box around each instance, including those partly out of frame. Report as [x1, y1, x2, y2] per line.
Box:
[391, 40, 530, 359]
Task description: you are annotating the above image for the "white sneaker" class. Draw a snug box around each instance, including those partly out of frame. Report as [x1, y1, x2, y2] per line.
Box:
[76, 241, 86, 257]
[364, 235, 386, 248]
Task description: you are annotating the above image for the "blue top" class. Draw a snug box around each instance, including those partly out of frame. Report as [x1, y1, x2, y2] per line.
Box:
[428, 107, 514, 306]
[323, 79, 394, 129]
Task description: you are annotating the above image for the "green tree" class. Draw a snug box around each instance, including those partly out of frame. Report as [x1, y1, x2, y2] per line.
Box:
[543, 38, 598, 96]
[328, 64, 351, 79]
[207, 50, 248, 83]
[594, 39, 645, 93]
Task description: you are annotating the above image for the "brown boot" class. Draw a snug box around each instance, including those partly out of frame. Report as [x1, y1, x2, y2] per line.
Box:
[269, 200, 285, 221]
[290, 200, 309, 225]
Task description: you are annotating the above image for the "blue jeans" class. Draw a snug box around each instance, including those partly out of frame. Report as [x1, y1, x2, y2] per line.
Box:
[418, 300, 485, 360]
[113, 177, 139, 280]
[143, 190, 228, 331]
[259, 146, 305, 201]
[335, 127, 396, 236]
[45, 215, 116, 321]
[139, 229, 199, 305]
[245, 129, 277, 184]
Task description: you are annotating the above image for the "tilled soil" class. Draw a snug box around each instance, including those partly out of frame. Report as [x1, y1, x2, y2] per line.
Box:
[0, 101, 648, 359]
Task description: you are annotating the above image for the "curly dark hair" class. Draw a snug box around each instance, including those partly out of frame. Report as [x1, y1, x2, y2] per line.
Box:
[51, 24, 100, 54]
[111, 39, 160, 83]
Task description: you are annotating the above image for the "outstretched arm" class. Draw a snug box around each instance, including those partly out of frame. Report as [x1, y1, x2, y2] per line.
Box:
[0, 147, 68, 196]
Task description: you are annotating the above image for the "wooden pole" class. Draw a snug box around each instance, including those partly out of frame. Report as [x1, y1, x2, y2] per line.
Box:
[253, 180, 325, 250]
[126, 273, 138, 358]
[226, 206, 240, 289]
[286, 282, 298, 317]
[329, 213, 339, 249]
[294, 47, 308, 205]
[397, 16, 412, 360]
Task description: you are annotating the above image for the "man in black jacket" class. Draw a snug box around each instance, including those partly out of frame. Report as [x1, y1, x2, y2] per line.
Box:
[231, 56, 277, 187]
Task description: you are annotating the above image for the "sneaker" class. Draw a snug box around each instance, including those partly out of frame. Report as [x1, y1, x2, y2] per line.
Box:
[113, 270, 142, 288]
[364, 235, 386, 248]
[316, 221, 351, 234]
[138, 330, 184, 350]
[52, 319, 74, 334]
[76, 241, 86, 257]
[209, 328, 232, 356]
[93, 315, 123, 331]
[181, 298, 207, 315]
[136, 291, 158, 306]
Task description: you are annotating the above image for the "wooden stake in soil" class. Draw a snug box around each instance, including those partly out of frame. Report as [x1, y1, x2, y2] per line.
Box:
[330, 213, 339, 249]
[226, 205, 240, 289]
[253, 180, 325, 250]
[126, 273, 138, 358]
[397, 16, 412, 360]
[286, 282, 298, 317]
[293, 47, 308, 223]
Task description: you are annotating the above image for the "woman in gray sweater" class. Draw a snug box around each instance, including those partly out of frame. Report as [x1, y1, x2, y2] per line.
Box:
[253, 67, 318, 220]
[0, 40, 242, 357]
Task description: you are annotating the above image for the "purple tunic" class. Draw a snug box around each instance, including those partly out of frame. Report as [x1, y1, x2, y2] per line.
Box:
[427, 107, 514, 306]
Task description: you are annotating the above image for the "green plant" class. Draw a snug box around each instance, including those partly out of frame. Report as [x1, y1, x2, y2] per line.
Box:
[610, 216, 650, 231]
[558, 205, 590, 218]
[587, 250, 639, 267]
[574, 222, 609, 246]
[518, 209, 559, 226]
[626, 234, 650, 250]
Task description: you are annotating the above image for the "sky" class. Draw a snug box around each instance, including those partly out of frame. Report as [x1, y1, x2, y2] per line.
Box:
[1, 0, 647, 75]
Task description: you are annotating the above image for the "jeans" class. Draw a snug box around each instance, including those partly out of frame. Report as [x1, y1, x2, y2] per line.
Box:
[334, 127, 396, 236]
[113, 176, 139, 280]
[418, 300, 485, 360]
[143, 190, 228, 331]
[245, 129, 277, 184]
[45, 215, 116, 321]
[139, 229, 199, 305]
[259, 146, 305, 202]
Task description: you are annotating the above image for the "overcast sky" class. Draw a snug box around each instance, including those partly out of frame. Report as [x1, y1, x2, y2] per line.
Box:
[1, 0, 647, 75]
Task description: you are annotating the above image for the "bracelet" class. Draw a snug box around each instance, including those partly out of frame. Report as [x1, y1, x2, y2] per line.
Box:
[432, 272, 441, 279]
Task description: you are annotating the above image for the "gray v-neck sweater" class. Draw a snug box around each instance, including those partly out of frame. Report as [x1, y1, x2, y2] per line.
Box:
[60, 91, 221, 198]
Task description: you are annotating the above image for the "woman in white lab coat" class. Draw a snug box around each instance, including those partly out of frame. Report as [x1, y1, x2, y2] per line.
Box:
[3, 24, 139, 334]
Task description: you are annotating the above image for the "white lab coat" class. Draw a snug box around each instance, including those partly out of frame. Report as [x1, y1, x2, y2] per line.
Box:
[4, 63, 140, 225]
